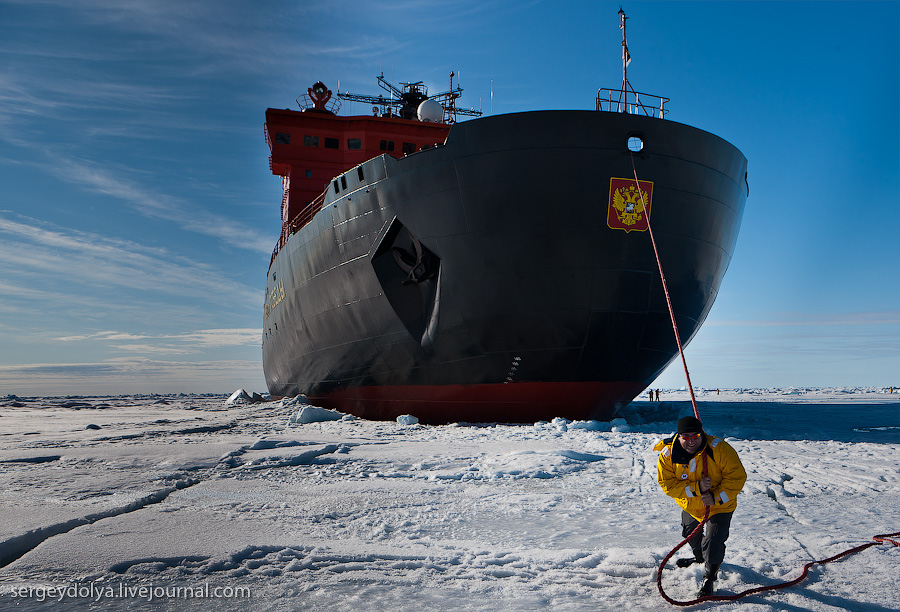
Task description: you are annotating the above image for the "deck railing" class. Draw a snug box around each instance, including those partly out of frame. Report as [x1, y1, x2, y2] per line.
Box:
[269, 189, 329, 268]
[596, 88, 669, 118]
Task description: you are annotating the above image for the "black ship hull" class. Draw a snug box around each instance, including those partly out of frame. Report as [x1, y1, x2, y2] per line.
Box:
[262, 110, 747, 423]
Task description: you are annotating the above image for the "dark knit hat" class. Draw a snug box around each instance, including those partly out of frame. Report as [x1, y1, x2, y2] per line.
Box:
[676, 416, 703, 434]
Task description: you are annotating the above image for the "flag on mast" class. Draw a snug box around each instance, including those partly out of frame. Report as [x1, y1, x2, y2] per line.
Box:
[619, 8, 631, 67]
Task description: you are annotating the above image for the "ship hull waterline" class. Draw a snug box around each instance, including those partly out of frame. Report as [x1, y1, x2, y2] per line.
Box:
[262, 110, 748, 424]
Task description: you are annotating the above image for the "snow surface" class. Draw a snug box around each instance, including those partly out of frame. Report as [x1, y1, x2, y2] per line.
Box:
[0, 388, 897, 611]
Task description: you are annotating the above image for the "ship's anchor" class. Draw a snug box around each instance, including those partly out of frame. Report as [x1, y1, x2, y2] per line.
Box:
[391, 235, 437, 285]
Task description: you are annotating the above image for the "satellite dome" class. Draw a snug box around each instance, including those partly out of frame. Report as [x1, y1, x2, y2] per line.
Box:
[417, 99, 443, 123]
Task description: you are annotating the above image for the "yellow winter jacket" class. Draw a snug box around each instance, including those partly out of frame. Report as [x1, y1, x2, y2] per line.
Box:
[654, 433, 747, 521]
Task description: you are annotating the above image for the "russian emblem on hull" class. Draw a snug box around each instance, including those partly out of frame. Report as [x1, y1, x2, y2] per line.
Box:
[607, 177, 653, 232]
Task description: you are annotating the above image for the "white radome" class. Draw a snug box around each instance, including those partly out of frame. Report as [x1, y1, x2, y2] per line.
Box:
[417, 99, 443, 123]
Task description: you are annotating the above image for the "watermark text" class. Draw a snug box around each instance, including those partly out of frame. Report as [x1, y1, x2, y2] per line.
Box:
[4, 582, 250, 603]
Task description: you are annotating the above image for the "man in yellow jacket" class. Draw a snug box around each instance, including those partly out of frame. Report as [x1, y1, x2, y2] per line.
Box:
[655, 416, 747, 596]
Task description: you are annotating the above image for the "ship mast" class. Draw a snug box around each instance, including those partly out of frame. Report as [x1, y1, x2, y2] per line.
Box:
[597, 7, 668, 117]
[620, 7, 630, 98]
[617, 6, 639, 112]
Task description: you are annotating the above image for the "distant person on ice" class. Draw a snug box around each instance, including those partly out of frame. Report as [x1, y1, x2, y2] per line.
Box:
[654, 416, 747, 596]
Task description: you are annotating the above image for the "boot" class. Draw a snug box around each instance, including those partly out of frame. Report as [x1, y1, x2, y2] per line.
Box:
[697, 563, 719, 597]
[676, 547, 704, 568]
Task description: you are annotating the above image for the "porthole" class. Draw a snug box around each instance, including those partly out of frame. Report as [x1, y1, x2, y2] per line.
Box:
[627, 135, 644, 152]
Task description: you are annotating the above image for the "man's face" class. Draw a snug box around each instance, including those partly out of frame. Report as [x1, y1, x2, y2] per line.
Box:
[678, 431, 703, 454]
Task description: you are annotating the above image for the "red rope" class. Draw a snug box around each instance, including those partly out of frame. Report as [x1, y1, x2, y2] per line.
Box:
[629, 153, 699, 420]
[656, 508, 710, 606]
[655, 454, 712, 605]
[629, 152, 900, 605]
[658, 531, 900, 606]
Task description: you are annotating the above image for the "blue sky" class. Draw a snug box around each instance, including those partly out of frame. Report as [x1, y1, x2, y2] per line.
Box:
[0, 0, 897, 396]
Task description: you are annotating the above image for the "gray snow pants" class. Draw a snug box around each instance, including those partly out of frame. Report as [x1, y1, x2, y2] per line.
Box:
[681, 510, 733, 566]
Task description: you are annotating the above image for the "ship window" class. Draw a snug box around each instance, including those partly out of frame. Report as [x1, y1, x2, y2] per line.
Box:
[627, 135, 644, 152]
[347, 138, 362, 150]
[357, 167, 364, 181]
[302, 135, 318, 147]
[275, 132, 291, 144]
[305, 170, 312, 178]
[333, 180, 339, 194]
[402, 142, 416, 154]
[380, 139, 395, 151]
[324, 137, 339, 149]
[341, 176, 347, 190]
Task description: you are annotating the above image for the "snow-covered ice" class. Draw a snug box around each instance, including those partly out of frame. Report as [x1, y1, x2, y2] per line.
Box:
[0, 388, 897, 610]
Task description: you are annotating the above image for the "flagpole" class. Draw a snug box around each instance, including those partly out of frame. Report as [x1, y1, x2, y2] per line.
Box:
[619, 7, 629, 112]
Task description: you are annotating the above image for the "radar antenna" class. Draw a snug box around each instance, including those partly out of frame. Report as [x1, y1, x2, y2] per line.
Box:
[337, 73, 482, 122]
[426, 72, 483, 123]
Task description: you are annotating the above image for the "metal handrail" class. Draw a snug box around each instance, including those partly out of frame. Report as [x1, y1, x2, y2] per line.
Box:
[596, 87, 669, 118]
[269, 189, 329, 267]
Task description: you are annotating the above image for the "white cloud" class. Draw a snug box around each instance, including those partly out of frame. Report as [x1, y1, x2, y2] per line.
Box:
[0, 357, 266, 396]
[0, 213, 261, 305]
[707, 311, 900, 327]
[49, 159, 273, 254]
[172, 328, 261, 347]
[53, 328, 261, 356]
[110, 343, 192, 355]
[57, 331, 151, 342]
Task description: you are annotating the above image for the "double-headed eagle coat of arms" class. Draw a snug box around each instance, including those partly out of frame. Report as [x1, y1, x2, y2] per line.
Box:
[607, 178, 653, 233]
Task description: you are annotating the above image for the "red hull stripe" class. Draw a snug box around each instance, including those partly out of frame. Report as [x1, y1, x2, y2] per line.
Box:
[307, 381, 642, 425]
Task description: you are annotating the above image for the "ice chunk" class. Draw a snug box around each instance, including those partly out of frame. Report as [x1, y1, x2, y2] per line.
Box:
[396, 415, 419, 426]
[610, 418, 631, 433]
[568, 420, 604, 431]
[226, 389, 253, 405]
[289, 406, 345, 424]
[225, 389, 265, 405]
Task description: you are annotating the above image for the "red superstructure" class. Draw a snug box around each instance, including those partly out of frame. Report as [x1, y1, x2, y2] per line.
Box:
[264, 81, 456, 258]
